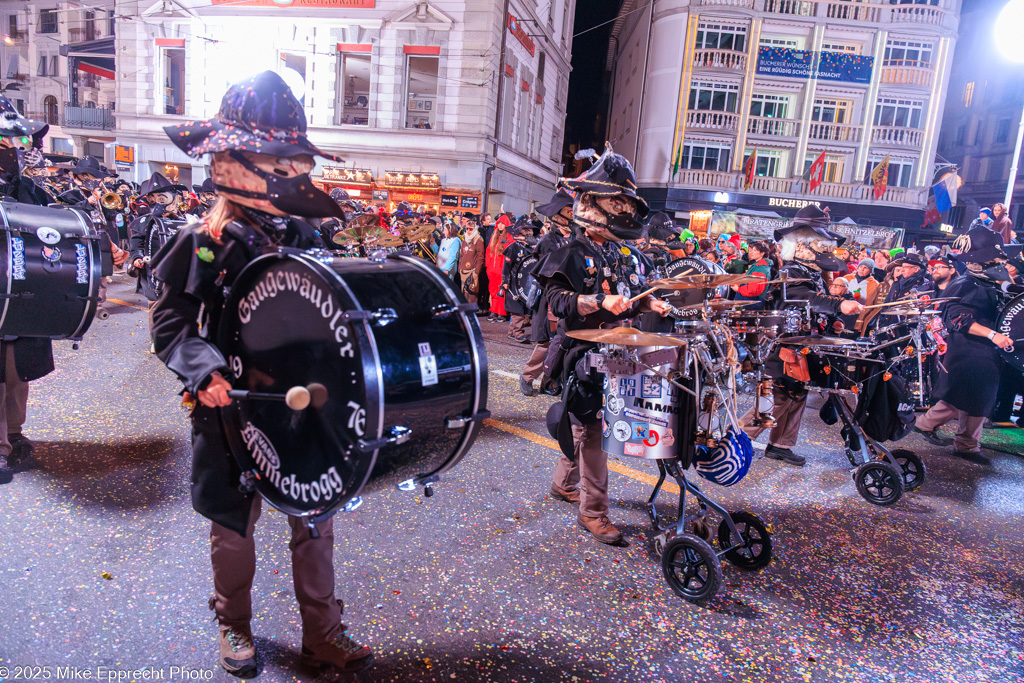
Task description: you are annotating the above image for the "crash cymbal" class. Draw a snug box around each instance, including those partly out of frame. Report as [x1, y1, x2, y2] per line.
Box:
[649, 273, 764, 289]
[375, 234, 405, 247]
[567, 327, 688, 347]
[706, 299, 753, 310]
[762, 277, 811, 285]
[402, 224, 434, 242]
[778, 335, 858, 347]
[332, 229, 360, 246]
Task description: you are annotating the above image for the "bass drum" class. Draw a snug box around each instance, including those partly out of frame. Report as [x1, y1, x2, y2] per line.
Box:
[146, 218, 186, 299]
[509, 251, 540, 309]
[663, 256, 728, 313]
[218, 251, 489, 518]
[0, 199, 102, 339]
[998, 292, 1024, 374]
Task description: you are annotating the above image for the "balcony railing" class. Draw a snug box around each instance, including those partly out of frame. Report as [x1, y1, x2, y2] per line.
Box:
[880, 60, 934, 88]
[764, 0, 814, 16]
[871, 125, 924, 147]
[747, 116, 801, 137]
[807, 121, 862, 143]
[891, 4, 944, 25]
[698, 0, 756, 8]
[24, 109, 60, 126]
[63, 104, 114, 130]
[826, 2, 881, 22]
[676, 169, 738, 188]
[686, 110, 739, 131]
[672, 168, 926, 205]
[693, 49, 746, 71]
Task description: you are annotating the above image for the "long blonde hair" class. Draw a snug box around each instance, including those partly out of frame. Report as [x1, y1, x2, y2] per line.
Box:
[201, 196, 244, 242]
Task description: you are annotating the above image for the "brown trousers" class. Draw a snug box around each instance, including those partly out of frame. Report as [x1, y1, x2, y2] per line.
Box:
[741, 385, 808, 449]
[522, 342, 549, 383]
[209, 495, 341, 645]
[552, 419, 609, 518]
[916, 400, 985, 453]
[0, 344, 29, 457]
[460, 269, 480, 305]
[508, 314, 529, 338]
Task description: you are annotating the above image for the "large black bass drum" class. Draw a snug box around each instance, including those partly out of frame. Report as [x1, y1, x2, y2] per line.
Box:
[218, 250, 489, 518]
[0, 199, 102, 339]
[508, 250, 540, 310]
[146, 218, 186, 298]
[998, 292, 1024, 374]
[663, 256, 728, 313]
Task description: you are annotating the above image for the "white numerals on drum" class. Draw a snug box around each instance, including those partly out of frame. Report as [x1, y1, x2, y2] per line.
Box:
[346, 401, 366, 437]
[229, 355, 243, 380]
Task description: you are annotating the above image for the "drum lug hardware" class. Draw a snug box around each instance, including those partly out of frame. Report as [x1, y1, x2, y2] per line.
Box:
[431, 302, 478, 318]
[357, 425, 412, 452]
[445, 410, 491, 429]
[342, 308, 398, 326]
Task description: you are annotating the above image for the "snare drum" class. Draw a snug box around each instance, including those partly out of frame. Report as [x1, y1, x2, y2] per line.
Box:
[218, 251, 489, 518]
[0, 199, 103, 339]
[724, 309, 801, 335]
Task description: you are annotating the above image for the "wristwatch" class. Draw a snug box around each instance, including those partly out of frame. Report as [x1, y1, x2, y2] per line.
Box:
[595, 293, 607, 308]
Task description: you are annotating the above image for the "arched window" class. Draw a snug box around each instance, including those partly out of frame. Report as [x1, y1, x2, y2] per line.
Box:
[43, 95, 58, 125]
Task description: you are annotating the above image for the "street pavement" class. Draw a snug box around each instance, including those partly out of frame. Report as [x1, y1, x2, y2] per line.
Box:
[1, 274, 1023, 683]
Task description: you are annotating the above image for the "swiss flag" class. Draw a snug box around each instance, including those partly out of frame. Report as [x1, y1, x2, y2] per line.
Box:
[808, 150, 826, 192]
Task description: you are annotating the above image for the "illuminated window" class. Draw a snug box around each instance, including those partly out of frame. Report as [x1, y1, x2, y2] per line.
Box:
[865, 157, 914, 188]
[803, 153, 846, 183]
[743, 149, 786, 178]
[688, 81, 739, 112]
[749, 93, 790, 118]
[964, 81, 974, 108]
[161, 47, 185, 115]
[680, 142, 732, 171]
[884, 39, 933, 66]
[696, 22, 747, 52]
[405, 55, 438, 129]
[874, 97, 923, 129]
[336, 53, 371, 126]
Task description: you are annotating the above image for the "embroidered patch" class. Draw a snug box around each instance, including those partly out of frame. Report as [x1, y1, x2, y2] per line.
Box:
[195, 247, 215, 263]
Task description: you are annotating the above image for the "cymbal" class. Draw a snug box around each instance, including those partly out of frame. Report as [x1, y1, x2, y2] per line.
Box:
[881, 307, 936, 316]
[376, 234, 405, 247]
[706, 299, 753, 310]
[402, 225, 434, 242]
[778, 336, 858, 347]
[762, 277, 811, 285]
[649, 273, 763, 289]
[567, 327, 688, 347]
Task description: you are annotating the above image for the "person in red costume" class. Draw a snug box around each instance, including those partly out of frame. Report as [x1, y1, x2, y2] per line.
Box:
[485, 214, 513, 320]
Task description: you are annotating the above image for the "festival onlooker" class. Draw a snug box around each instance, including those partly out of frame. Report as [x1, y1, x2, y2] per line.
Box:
[991, 203, 1013, 244]
[485, 215, 512, 321]
[732, 240, 772, 309]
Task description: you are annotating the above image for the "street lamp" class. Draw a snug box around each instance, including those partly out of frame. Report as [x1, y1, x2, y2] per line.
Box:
[995, 0, 1024, 209]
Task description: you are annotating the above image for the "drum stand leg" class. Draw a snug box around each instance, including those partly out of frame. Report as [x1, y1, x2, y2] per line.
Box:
[830, 393, 896, 467]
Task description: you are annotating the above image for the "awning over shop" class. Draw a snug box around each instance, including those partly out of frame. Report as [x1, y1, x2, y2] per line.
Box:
[61, 38, 115, 79]
[708, 210, 903, 251]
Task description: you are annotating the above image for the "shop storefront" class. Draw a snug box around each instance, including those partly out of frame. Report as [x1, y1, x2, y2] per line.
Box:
[317, 166, 375, 203]
[312, 168, 483, 214]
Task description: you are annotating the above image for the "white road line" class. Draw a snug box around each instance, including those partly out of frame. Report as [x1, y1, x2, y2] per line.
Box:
[490, 370, 520, 379]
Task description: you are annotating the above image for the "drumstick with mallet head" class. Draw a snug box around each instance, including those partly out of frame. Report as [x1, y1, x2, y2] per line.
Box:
[226, 383, 329, 411]
[629, 269, 694, 304]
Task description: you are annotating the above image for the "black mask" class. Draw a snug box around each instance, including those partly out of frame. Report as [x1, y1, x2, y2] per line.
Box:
[981, 263, 1011, 282]
[575, 211, 647, 242]
[215, 151, 345, 219]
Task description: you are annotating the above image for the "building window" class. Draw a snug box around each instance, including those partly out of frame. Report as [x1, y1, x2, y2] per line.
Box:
[537, 52, 546, 82]
[812, 99, 851, 124]
[680, 143, 731, 171]
[43, 95, 58, 125]
[874, 98, 922, 128]
[883, 39, 933, 67]
[749, 93, 790, 119]
[38, 9, 58, 34]
[759, 36, 803, 49]
[986, 156, 1008, 182]
[37, 54, 47, 76]
[161, 47, 186, 115]
[803, 153, 846, 183]
[336, 53, 371, 126]
[49, 55, 57, 77]
[695, 22, 747, 52]
[744, 149, 785, 178]
[964, 81, 974, 108]
[973, 121, 984, 145]
[955, 124, 966, 145]
[688, 81, 739, 112]
[997, 118, 1011, 143]
[822, 41, 861, 54]
[865, 157, 914, 188]
[405, 55, 438, 129]
[84, 10, 95, 41]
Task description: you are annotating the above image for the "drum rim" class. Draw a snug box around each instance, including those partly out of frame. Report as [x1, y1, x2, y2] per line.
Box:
[389, 252, 488, 482]
[0, 203, 11, 334]
[68, 206, 102, 339]
[216, 249, 385, 518]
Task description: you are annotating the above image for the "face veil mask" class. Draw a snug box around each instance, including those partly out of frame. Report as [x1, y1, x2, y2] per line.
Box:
[215, 151, 345, 219]
[575, 202, 647, 242]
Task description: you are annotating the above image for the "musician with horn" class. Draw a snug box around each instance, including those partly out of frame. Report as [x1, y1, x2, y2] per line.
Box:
[535, 146, 673, 545]
[150, 71, 372, 678]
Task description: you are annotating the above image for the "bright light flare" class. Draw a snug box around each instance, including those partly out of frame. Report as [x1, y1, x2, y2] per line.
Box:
[995, 0, 1024, 63]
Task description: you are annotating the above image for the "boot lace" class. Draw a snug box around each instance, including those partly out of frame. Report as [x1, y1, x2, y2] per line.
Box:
[330, 633, 365, 655]
[226, 629, 253, 652]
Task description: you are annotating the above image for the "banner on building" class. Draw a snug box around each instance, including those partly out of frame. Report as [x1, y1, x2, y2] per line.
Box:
[871, 155, 890, 200]
[708, 211, 903, 251]
[756, 47, 874, 85]
[805, 150, 826, 192]
[213, 0, 375, 6]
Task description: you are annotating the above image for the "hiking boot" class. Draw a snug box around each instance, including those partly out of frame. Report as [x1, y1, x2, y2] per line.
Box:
[549, 483, 580, 505]
[301, 629, 374, 674]
[764, 444, 806, 467]
[520, 376, 538, 397]
[577, 515, 623, 545]
[953, 449, 991, 465]
[914, 427, 952, 447]
[218, 626, 257, 678]
[7, 434, 33, 467]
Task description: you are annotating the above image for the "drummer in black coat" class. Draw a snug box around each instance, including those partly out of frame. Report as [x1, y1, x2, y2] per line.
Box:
[0, 102, 56, 480]
[126, 173, 189, 302]
[150, 71, 373, 678]
[534, 147, 672, 545]
[520, 191, 573, 396]
[742, 206, 862, 466]
[501, 216, 536, 342]
[913, 227, 1018, 459]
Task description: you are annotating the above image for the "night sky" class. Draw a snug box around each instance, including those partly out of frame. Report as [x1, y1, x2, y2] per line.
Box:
[563, 0, 622, 169]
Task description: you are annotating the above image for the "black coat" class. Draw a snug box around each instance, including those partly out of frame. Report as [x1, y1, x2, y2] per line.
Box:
[934, 274, 1003, 417]
[150, 217, 324, 535]
[530, 231, 570, 343]
[502, 239, 533, 316]
[126, 213, 162, 301]
[884, 269, 933, 304]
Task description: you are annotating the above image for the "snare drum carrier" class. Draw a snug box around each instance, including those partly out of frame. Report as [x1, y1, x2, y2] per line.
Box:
[218, 250, 489, 519]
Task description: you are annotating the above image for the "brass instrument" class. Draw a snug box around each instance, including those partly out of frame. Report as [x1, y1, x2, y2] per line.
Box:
[100, 191, 124, 210]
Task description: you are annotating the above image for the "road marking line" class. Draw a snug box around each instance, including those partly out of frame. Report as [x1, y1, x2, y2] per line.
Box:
[490, 370, 519, 379]
[483, 417, 680, 495]
[106, 298, 149, 312]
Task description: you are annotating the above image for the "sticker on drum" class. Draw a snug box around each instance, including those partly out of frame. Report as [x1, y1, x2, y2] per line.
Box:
[419, 354, 438, 386]
[640, 375, 662, 399]
[36, 227, 61, 245]
[605, 394, 622, 415]
[42, 246, 61, 263]
[11, 237, 26, 280]
[632, 422, 648, 440]
[624, 442, 645, 456]
[612, 420, 631, 442]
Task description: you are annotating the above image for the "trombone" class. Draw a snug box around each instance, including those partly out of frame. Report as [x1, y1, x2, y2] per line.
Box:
[100, 191, 124, 210]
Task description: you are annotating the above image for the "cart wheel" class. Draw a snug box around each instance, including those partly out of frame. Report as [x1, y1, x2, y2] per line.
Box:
[717, 511, 773, 570]
[653, 532, 667, 556]
[890, 449, 926, 492]
[691, 517, 713, 543]
[854, 461, 904, 506]
[96, 309, 110, 321]
[661, 533, 722, 605]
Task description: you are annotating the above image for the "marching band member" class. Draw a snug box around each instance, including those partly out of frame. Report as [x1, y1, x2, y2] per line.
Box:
[126, 173, 190, 302]
[535, 146, 672, 545]
[151, 71, 372, 677]
[501, 217, 536, 343]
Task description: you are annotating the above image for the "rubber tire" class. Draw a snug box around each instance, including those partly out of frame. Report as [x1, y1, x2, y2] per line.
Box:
[661, 533, 722, 605]
[717, 511, 773, 570]
[854, 460, 905, 506]
[890, 449, 926, 492]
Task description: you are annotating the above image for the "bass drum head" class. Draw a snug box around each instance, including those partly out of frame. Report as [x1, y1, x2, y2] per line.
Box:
[999, 292, 1024, 374]
[663, 256, 727, 313]
[510, 252, 539, 305]
[218, 252, 380, 518]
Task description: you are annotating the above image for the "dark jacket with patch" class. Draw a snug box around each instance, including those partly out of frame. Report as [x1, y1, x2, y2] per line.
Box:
[935, 274, 1002, 417]
[150, 217, 324, 535]
[529, 231, 571, 343]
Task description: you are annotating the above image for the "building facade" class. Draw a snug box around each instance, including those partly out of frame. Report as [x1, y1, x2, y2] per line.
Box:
[1, 0, 116, 158]
[606, 0, 961, 240]
[113, 0, 574, 214]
